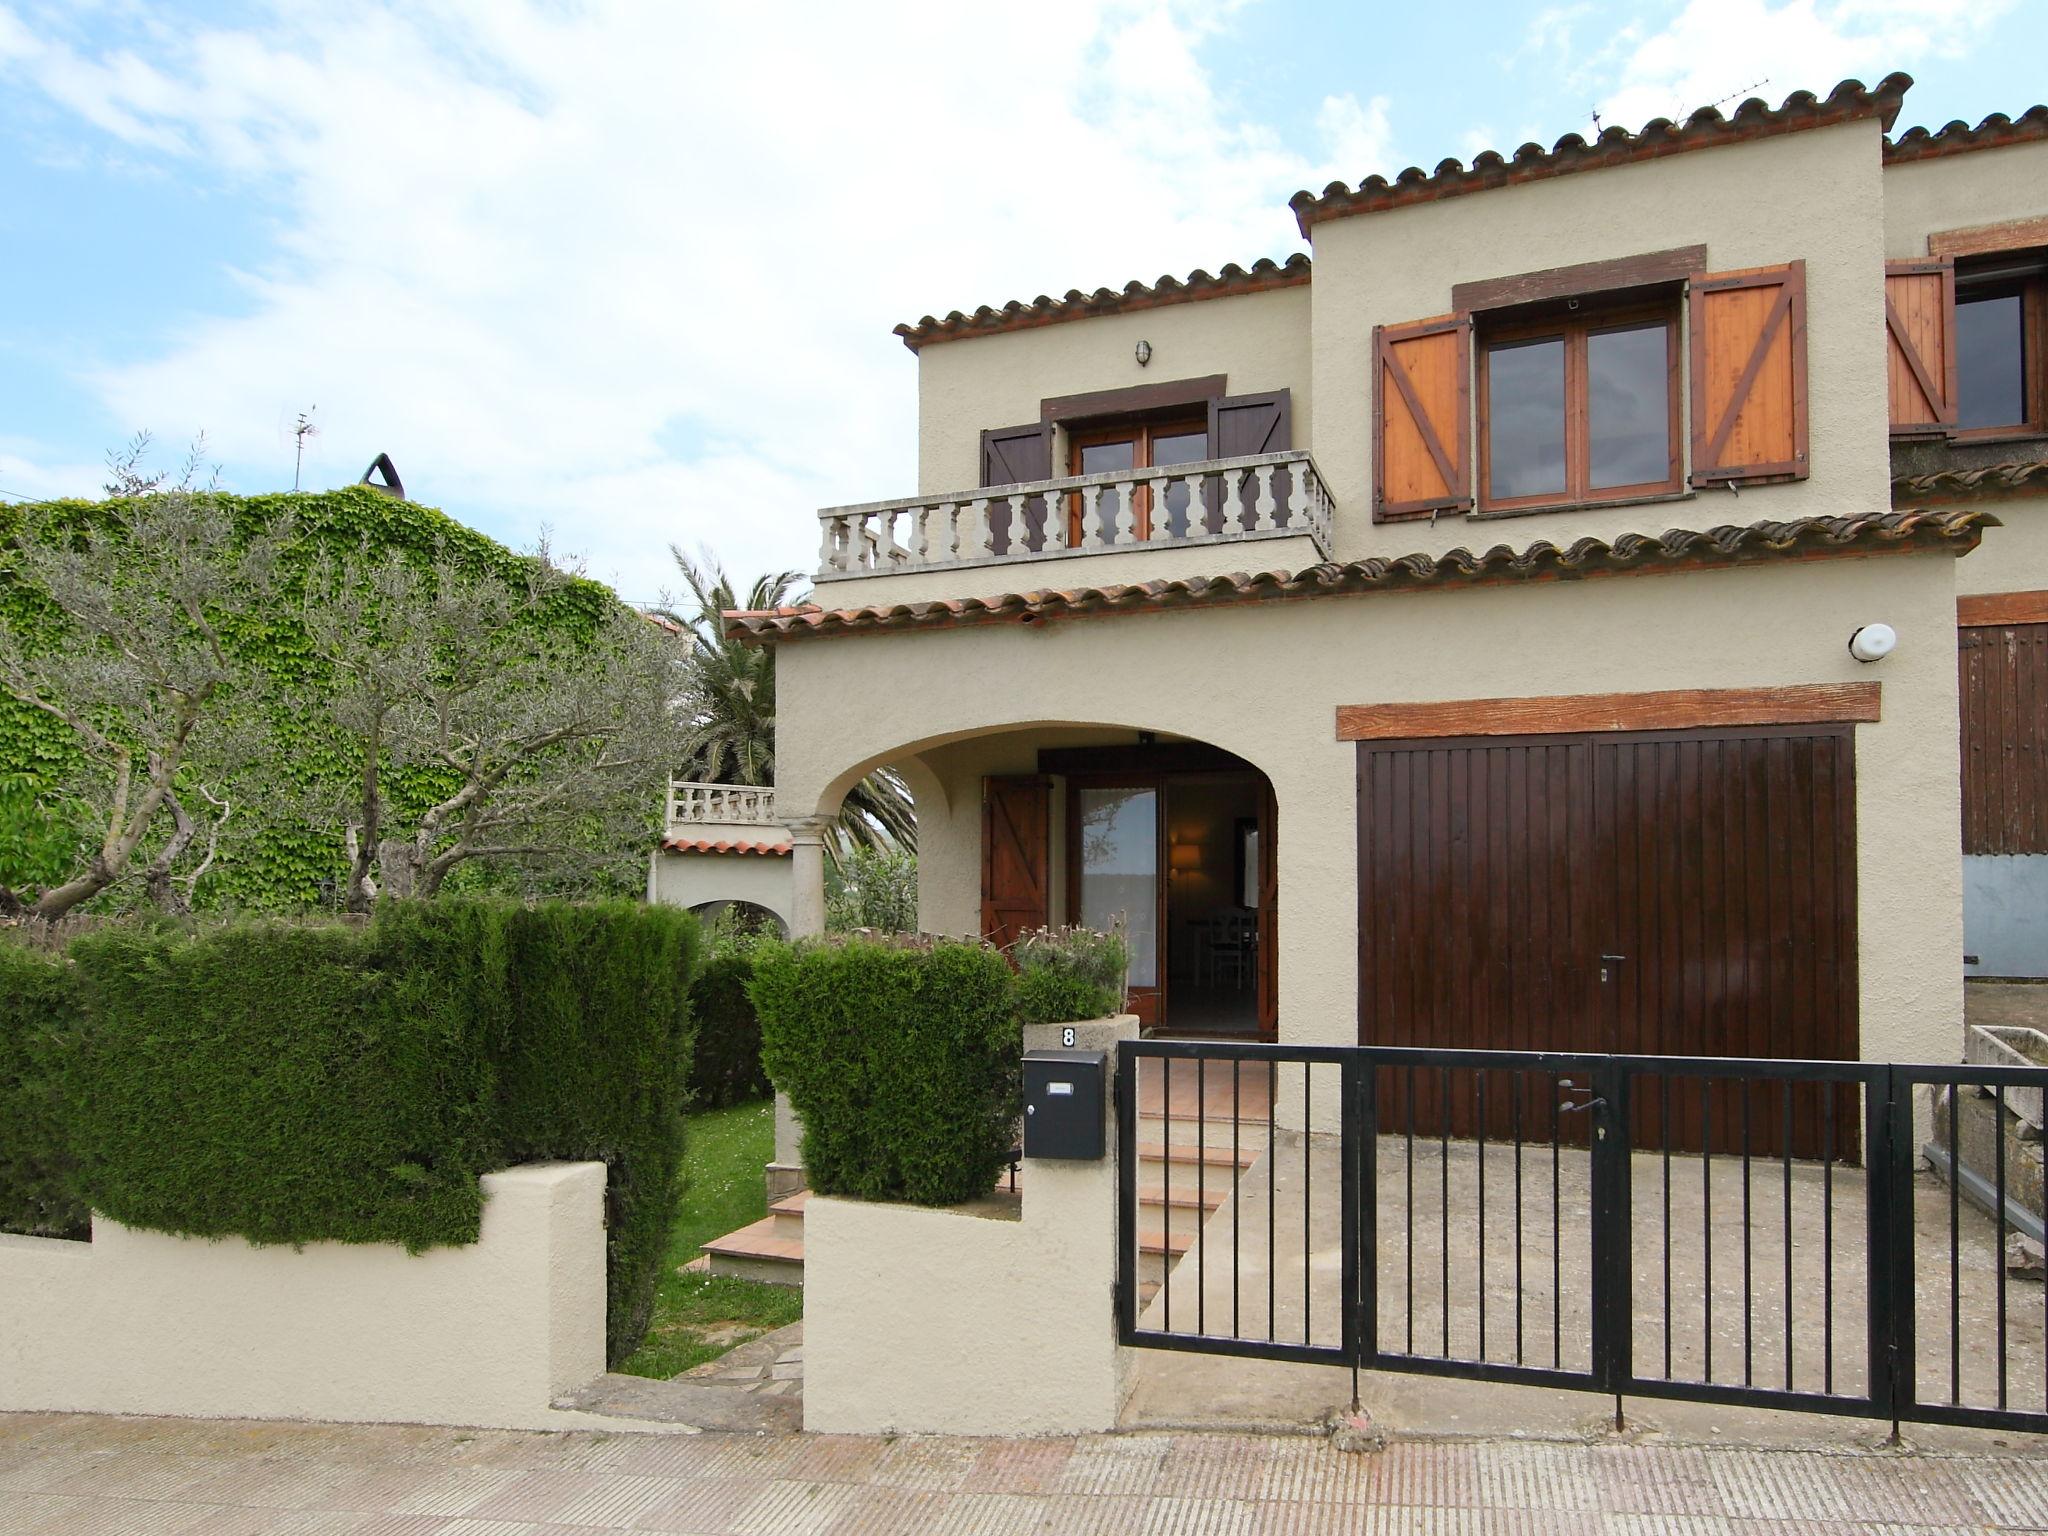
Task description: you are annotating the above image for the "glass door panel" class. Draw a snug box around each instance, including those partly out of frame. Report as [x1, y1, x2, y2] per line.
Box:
[1151, 428, 1209, 538]
[1076, 785, 1159, 989]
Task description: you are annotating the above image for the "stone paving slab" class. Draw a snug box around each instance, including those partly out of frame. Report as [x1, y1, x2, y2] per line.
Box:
[6, 1411, 2048, 1534]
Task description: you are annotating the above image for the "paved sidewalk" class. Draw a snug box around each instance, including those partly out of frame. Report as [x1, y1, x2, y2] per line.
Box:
[6, 1410, 2048, 1534]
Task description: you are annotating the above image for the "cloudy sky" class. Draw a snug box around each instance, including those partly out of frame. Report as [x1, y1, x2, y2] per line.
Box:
[0, 0, 2037, 603]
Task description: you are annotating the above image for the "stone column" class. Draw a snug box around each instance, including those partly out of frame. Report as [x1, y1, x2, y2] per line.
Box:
[767, 814, 833, 1200]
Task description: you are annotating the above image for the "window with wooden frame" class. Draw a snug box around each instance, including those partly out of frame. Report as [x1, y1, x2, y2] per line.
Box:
[1953, 252, 2046, 439]
[1064, 413, 1208, 541]
[1476, 300, 1682, 513]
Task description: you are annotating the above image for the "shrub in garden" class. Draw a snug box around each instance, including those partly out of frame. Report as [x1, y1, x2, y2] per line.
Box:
[499, 899, 701, 1364]
[1011, 925, 1128, 1027]
[0, 938, 88, 1239]
[688, 924, 772, 1109]
[753, 934, 1017, 1205]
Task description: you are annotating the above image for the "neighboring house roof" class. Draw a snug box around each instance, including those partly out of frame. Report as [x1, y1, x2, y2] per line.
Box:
[1892, 461, 2048, 502]
[892, 255, 1311, 353]
[725, 510, 1991, 644]
[659, 837, 793, 856]
[1289, 75, 1912, 234]
[1885, 105, 2048, 164]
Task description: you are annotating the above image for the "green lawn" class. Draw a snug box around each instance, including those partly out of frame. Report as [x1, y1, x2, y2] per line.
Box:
[617, 1097, 803, 1379]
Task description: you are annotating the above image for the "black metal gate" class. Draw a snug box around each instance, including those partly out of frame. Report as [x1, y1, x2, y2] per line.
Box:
[1117, 1040, 2048, 1434]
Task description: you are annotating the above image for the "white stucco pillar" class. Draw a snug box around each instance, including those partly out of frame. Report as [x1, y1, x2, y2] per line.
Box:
[767, 814, 833, 1199]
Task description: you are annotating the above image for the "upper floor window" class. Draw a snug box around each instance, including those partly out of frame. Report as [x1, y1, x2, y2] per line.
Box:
[1478, 303, 1681, 512]
[1955, 256, 2044, 436]
[1067, 415, 1208, 539]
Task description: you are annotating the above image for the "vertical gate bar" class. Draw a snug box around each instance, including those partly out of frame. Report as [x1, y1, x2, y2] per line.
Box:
[1347, 1054, 1370, 1371]
[1197, 1057, 1207, 1337]
[1441, 1064, 1452, 1358]
[1514, 1070, 1526, 1366]
[1163, 1058, 1172, 1333]
[1703, 1076, 1714, 1383]
[1233, 1062, 1241, 1340]
[1997, 1084, 2009, 1412]
[1742, 1082, 1754, 1388]
[1269, 1060, 1278, 1343]
[1117, 1043, 1138, 1345]
[1782, 1079, 1795, 1391]
[1406, 1065, 1416, 1355]
[1950, 1082, 1961, 1404]
[1589, 1058, 1632, 1400]
[1304, 1060, 1314, 1347]
[1823, 1080, 1835, 1395]
[1552, 1070, 1563, 1370]
[1662, 1074, 1673, 1382]
[1477, 1070, 1488, 1362]
[1867, 1067, 1911, 1429]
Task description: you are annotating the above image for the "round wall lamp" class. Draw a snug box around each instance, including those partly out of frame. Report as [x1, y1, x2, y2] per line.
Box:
[1848, 623, 1897, 663]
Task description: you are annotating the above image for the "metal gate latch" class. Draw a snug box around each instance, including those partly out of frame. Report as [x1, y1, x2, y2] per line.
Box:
[1557, 1079, 1605, 1114]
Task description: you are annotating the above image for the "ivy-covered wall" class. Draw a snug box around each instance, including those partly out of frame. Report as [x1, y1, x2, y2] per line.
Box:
[0, 485, 619, 910]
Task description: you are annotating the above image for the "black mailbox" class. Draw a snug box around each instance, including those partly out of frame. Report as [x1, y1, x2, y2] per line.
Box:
[1022, 1049, 1107, 1160]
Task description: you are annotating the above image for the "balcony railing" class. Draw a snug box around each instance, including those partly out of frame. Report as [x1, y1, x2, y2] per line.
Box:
[816, 450, 1333, 580]
[666, 780, 778, 831]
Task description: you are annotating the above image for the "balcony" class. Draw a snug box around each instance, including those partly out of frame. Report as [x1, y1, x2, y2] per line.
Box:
[815, 450, 1333, 581]
[664, 780, 780, 841]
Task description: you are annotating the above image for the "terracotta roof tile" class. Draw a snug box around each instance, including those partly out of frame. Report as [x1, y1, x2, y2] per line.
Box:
[724, 510, 1991, 644]
[1290, 75, 1912, 234]
[893, 255, 1310, 352]
[1886, 104, 2048, 164]
[659, 837, 793, 856]
[1891, 460, 2048, 501]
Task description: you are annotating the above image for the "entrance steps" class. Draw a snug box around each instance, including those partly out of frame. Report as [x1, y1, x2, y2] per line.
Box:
[700, 1190, 809, 1286]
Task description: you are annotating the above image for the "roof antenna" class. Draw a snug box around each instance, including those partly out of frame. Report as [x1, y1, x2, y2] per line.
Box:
[1694, 77, 1771, 117]
[291, 406, 318, 491]
[1590, 106, 1602, 133]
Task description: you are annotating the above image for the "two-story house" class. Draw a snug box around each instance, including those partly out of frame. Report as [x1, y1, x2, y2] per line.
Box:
[718, 75, 2045, 1212]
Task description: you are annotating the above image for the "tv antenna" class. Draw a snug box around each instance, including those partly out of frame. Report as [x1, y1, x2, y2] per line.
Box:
[1697, 77, 1771, 116]
[291, 406, 318, 491]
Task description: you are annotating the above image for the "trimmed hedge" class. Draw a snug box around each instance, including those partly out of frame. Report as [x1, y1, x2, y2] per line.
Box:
[0, 941, 87, 1239]
[752, 935, 1021, 1206]
[687, 934, 773, 1109]
[499, 901, 700, 1364]
[1012, 925, 1128, 1029]
[0, 898, 701, 1367]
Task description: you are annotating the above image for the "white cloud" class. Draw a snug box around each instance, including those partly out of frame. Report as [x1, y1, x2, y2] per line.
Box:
[2, 0, 1389, 596]
[1581, 0, 2010, 134]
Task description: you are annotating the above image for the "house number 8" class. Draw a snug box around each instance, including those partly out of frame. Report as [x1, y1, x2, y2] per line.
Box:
[1062, 1027, 1075, 1048]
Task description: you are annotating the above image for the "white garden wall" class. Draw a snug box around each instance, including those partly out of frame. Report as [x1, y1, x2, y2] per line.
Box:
[0, 1161, 610, 1430]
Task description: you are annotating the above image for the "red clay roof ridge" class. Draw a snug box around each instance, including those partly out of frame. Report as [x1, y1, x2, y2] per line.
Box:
[1290, 74, 1913, 234]
[893, 254, 1311, 352]
[1885, 103, 2048, 163]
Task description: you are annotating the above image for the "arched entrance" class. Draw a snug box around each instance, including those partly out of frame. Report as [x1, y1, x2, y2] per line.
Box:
[983, 738, 1277, 1039]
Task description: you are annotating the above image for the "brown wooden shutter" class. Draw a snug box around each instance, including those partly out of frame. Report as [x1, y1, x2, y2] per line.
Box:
[1885, 259, 1957, 434]
[1208, 390, 1293, 531]
[1688, 261, 1809, 485]
[980, 775, 1049, 950]
[1373, 315, 1472, 521]
[980, 422, 1051, 556]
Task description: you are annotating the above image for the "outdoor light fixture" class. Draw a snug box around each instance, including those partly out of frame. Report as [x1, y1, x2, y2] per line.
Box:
[1848, 623, 1898, 663]
[1170, 842, 1203, 873]
[1135, 339, 1152, 366]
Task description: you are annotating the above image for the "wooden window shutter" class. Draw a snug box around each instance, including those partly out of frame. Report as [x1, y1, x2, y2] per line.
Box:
[1884, 259, 1957, 434]
[980, 775, 1049, 951]
[979, 422, 1051, 555]
[1208, 390, 1293, 530]
[1373, 315, 1472, 521]
[1688, 261, 1809, 486]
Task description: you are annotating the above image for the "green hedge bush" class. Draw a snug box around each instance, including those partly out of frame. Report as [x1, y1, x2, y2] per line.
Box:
[0, 898, 701, 1367]
[0, 940, 87, 1239]
[753, 935, 1020, 1205]
[1011, 925, 1128, 1028]
[688, 931, 773, 1109]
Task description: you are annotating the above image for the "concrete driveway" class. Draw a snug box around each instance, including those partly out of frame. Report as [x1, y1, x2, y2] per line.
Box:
[7, 1409, 2048, 1534]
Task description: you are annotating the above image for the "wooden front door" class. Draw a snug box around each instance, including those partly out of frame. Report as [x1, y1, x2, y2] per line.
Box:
[1357, 726, 1858, 1154]
[981, 776, 1049, 951]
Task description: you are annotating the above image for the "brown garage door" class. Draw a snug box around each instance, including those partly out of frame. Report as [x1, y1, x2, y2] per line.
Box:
[1357, 726, 1857, 1152]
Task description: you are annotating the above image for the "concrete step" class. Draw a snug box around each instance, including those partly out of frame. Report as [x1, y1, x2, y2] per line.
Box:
[701, 1214, 804, 1287]
[766, 1190, 808, 1244]
[1135, 1139, 1260, 1172]
[1134, 1114, 1269, 1154]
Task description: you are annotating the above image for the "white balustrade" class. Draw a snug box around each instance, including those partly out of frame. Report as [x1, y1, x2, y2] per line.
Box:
[815, 451, 1333, 578]
[665, 780, 779, 830]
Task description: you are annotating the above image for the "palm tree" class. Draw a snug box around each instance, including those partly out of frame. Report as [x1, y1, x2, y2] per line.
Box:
[660, 550, 915, 863]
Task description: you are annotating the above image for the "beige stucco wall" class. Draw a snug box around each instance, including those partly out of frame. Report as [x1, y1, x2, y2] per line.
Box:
[1957, 505, 2048, 597]
[1881, 141, 2048, 259]
[778, 547, 1969, 1069]
[0, 1162, 611, 1431]
[803, 1017, 1136, 1436]
[1311, 118, 1890, 564]
[649, 846, 796, 931]
[914, 283, 1312, 497]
